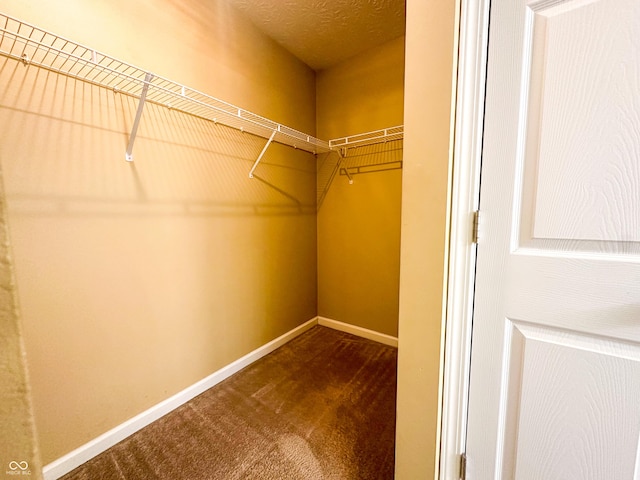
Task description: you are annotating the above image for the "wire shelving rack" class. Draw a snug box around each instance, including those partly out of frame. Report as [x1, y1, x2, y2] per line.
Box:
[329, 126, 404, 152]
[0, 12, 330, 164]
[0, 12, 404, 176]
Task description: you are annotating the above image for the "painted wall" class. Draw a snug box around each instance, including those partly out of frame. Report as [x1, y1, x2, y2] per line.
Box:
[316, 37, 405, 337]
[395, 0, 459, 478]
[0, 0, 317, 464]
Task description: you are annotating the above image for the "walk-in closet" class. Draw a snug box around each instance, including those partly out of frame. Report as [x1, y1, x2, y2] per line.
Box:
[0, 1, 459, 478]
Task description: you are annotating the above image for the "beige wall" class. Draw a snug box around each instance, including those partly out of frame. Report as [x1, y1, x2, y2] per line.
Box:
[0, 0, 317, 464]
[316, 37, 405, 337]
[395, 0, 459, 478]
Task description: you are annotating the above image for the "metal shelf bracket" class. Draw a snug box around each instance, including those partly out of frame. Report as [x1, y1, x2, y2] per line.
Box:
[249, 129, 277, 178]
[125, 72, 154, 162]
[337, 148, 354, 185]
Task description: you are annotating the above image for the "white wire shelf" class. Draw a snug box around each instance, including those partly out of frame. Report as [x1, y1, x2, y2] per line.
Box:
[0, 12, 330, 161]
[328, 126, 404, 151]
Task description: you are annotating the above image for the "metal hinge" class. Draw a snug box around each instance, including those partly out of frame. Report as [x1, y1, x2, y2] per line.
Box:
[471, 210, 480, 244]
[460, 452, 467, 480]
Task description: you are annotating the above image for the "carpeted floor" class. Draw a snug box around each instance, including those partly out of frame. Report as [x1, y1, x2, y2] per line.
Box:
[61, 325, 398, 479]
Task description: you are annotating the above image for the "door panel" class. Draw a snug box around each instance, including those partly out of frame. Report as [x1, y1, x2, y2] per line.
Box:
[530, 0, 640, 244]
[517, 0, 640, 254]
[497, 320, 640, 479]
[517, 327, 640, 480]
[466, 0, 640, 477]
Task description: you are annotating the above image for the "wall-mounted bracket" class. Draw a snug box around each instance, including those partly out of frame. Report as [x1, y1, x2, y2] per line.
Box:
[337, 148, 354, 184]
[249, 129, 277, 178]
[125, 72, 154, 162]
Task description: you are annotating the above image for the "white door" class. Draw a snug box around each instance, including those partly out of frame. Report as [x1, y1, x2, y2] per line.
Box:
[465, 0, 640, 478]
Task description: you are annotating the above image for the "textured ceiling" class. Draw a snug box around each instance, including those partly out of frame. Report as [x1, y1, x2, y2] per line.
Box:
[225, 0, 406, 71]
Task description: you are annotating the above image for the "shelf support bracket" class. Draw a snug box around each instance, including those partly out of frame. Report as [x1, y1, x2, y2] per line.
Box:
[249, 129, 277, 178]
[337, 148, 353, 184]
[125, 72, 154, 162]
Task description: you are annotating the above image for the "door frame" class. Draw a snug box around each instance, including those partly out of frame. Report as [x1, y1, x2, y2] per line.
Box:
[439, 0, 491, 478]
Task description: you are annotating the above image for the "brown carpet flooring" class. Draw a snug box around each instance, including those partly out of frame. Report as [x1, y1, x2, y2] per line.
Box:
[61, 325, 398, 479]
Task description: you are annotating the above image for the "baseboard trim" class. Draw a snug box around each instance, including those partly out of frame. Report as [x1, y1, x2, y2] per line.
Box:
[43, 317, 318, 480]
[317, 317, 398, 348]
[43, 316, 396, 479]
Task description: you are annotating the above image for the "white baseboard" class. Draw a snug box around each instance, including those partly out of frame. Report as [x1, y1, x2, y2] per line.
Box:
[43, 316, 395, 479]
[43, 317, 318, 480]
[317, 316, 398, 348]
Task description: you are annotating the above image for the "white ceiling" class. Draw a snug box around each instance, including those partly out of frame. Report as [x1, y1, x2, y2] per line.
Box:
[225, 0, 406, 71]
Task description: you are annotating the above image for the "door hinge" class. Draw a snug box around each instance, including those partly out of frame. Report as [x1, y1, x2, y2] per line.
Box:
[471, 210, 480, 244]
[460, 452, 467, 480]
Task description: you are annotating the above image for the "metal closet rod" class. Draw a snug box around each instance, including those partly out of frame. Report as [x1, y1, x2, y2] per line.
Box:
[0, 12, 403, 177]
